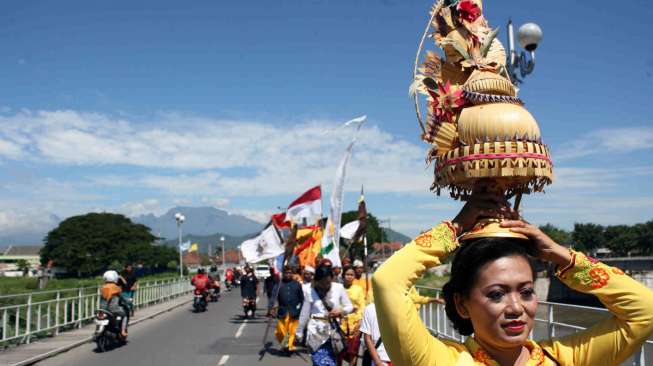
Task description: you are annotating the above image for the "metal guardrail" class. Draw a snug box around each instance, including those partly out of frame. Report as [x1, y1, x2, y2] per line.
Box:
[0, 277, 193, 346]
[416, 286, 652, 366]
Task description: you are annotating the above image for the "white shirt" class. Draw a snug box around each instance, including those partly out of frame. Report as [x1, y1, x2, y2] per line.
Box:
[302, 282, 312, 300]
[360, 303, 390, 364]
[297, 282, 353, 350]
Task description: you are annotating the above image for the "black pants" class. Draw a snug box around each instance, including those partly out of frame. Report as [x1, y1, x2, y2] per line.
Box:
[361, 350, 372, 366]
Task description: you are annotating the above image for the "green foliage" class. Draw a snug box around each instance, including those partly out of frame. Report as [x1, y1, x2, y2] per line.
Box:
[40, 212, 176, 277]
[539, 224, 572, 246]
[15, 259, 30, 275]
[167, 260, 178, 272]
[571, 223, 606, 252]
[340, 210, 386, 261]
[532, 221, 653, 257]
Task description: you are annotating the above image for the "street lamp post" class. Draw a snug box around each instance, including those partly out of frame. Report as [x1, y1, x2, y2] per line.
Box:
[220, 236, 226, 270]
[237, 245, 241, 265]
[506, 20, 543, 85]
[175, 213, 185, 278]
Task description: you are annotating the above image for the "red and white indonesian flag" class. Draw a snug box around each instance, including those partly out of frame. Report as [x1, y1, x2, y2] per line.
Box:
[286, 185, 322, 224]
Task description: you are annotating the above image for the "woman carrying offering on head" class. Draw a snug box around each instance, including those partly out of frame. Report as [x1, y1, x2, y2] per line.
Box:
[373, 192, 653, 366]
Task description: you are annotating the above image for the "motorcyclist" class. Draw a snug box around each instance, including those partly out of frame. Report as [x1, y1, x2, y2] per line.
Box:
[99, 270, 129, 338]
[240, 265, 258, 317]
[225, 267, 234, 290]
[191, 268, 210, 303]
[118, 263, 138, 316]
[208, 265, 221, 300]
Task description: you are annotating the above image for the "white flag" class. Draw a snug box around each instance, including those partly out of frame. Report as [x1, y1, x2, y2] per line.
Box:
[179, 241, 191, 251]
[340, 220, 360, 240]
[321, 115, 367, 267]
[240, 225, 284, 264]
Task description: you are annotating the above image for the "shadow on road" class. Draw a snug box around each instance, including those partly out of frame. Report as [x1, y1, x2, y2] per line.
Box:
[229, 315, 268, 324]
[258, 341, 309, 362]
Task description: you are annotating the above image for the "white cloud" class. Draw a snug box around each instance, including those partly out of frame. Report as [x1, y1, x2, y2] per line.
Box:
[119, 199, 162, 217]
[0, 109, 430, 196]
[200, 197, 230, 208]
[555, 127, 653, 160]
[227, 209, 272, 224]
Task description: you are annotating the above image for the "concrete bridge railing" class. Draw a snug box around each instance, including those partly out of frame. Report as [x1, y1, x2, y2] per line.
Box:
[0, 277, 193, 347]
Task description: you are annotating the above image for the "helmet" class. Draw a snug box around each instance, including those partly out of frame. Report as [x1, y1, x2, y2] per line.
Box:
[103, 270, 119, 283]
[197, 268, 205, 274]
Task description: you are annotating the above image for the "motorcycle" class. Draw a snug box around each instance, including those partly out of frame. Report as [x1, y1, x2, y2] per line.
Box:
[225, 279, 232, 291]
[93, 309, 127, 352]
[242, 297, 256, 318]
[208, 287, 220, 302]
[193, 289, 208, 312]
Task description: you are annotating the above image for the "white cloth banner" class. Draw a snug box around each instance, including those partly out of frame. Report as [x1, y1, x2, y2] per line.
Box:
[321, 115, 367, 267]
[240, 225, 284, 264]
[340, 220, 360, 240]
[179, 241, 191, 251]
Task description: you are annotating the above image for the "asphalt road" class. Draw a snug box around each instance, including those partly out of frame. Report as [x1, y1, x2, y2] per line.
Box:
[36, 288, 309, 366]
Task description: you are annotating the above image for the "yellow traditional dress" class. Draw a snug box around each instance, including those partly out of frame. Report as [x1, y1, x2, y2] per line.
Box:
[342, 283, 365, 336]
[407, 286, 435, 310]
[352, 275, 373, 304]
[373, 222, 653, 366]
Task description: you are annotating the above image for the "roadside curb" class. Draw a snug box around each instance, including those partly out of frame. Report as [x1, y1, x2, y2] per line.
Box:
[9, 298, 192, 366]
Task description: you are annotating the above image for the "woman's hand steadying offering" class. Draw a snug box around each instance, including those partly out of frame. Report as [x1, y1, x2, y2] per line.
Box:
[451, 191, 512, 235]
[500, 219, 573, 267]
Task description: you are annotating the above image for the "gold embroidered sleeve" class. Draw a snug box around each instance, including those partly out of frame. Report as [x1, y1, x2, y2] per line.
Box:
[373, 222, 461, 366]
[541, 250, 653, 365]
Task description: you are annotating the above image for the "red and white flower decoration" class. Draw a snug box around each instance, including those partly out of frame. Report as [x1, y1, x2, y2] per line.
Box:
[456, 0, 481, 23]
[427, 80, 465, 124]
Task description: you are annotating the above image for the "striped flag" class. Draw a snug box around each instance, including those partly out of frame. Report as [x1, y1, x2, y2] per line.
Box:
[285, 186, 322, 224]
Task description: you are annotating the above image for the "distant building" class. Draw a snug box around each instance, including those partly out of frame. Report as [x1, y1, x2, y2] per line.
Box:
[0, 245, 42, 277]
[183, 252, 202, 269]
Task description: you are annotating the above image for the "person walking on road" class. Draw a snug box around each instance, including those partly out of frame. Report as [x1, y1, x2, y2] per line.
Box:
[360, 302, 392, 366]
[339, 266, 365, 365]
[240, 265, 258, 318]
[297, 263, 353, 366]
[264, 267, 280, 317]
[352, 260, 372, 303]
[275, 266, 304, 355]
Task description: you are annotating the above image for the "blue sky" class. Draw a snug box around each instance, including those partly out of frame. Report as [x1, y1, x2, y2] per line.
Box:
[0, 0, 651, 243]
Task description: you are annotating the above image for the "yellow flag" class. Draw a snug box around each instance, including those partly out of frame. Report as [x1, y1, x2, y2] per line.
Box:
[189, 243, 198, 252]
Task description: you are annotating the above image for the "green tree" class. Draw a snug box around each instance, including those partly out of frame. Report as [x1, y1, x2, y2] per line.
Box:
[40, 213, 158, 277]
[340, 210, 386, 261]
[167, 260, 178, 272]
[605, 222, 653, 257]
[539, 224, 572, 246]
[15, 259, 30, 276]
[571, 223, 606, 253]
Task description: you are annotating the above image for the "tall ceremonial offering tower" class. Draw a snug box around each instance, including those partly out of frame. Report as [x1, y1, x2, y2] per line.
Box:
[412, 0, 552, 240]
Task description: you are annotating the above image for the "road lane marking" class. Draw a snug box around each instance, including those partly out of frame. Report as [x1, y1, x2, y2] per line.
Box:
[235, 319, 247, 338]
[217, 355, 230, 365]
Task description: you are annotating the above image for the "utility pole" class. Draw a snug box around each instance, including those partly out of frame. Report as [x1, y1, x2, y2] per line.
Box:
[220, 236, 226, 270]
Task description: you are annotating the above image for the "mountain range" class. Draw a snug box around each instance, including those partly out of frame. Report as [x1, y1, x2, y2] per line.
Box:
[133, 206, 265, 241]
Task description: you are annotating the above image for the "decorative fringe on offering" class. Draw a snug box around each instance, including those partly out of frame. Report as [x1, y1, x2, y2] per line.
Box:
[428, 141, 553, 200]
[462, 90, 523, 106]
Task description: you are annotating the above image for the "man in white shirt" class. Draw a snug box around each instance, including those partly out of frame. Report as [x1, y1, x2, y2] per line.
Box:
[360, 302, 392, 366]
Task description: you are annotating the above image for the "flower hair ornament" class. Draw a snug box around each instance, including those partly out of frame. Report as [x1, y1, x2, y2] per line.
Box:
[410, 0, 553, 241]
